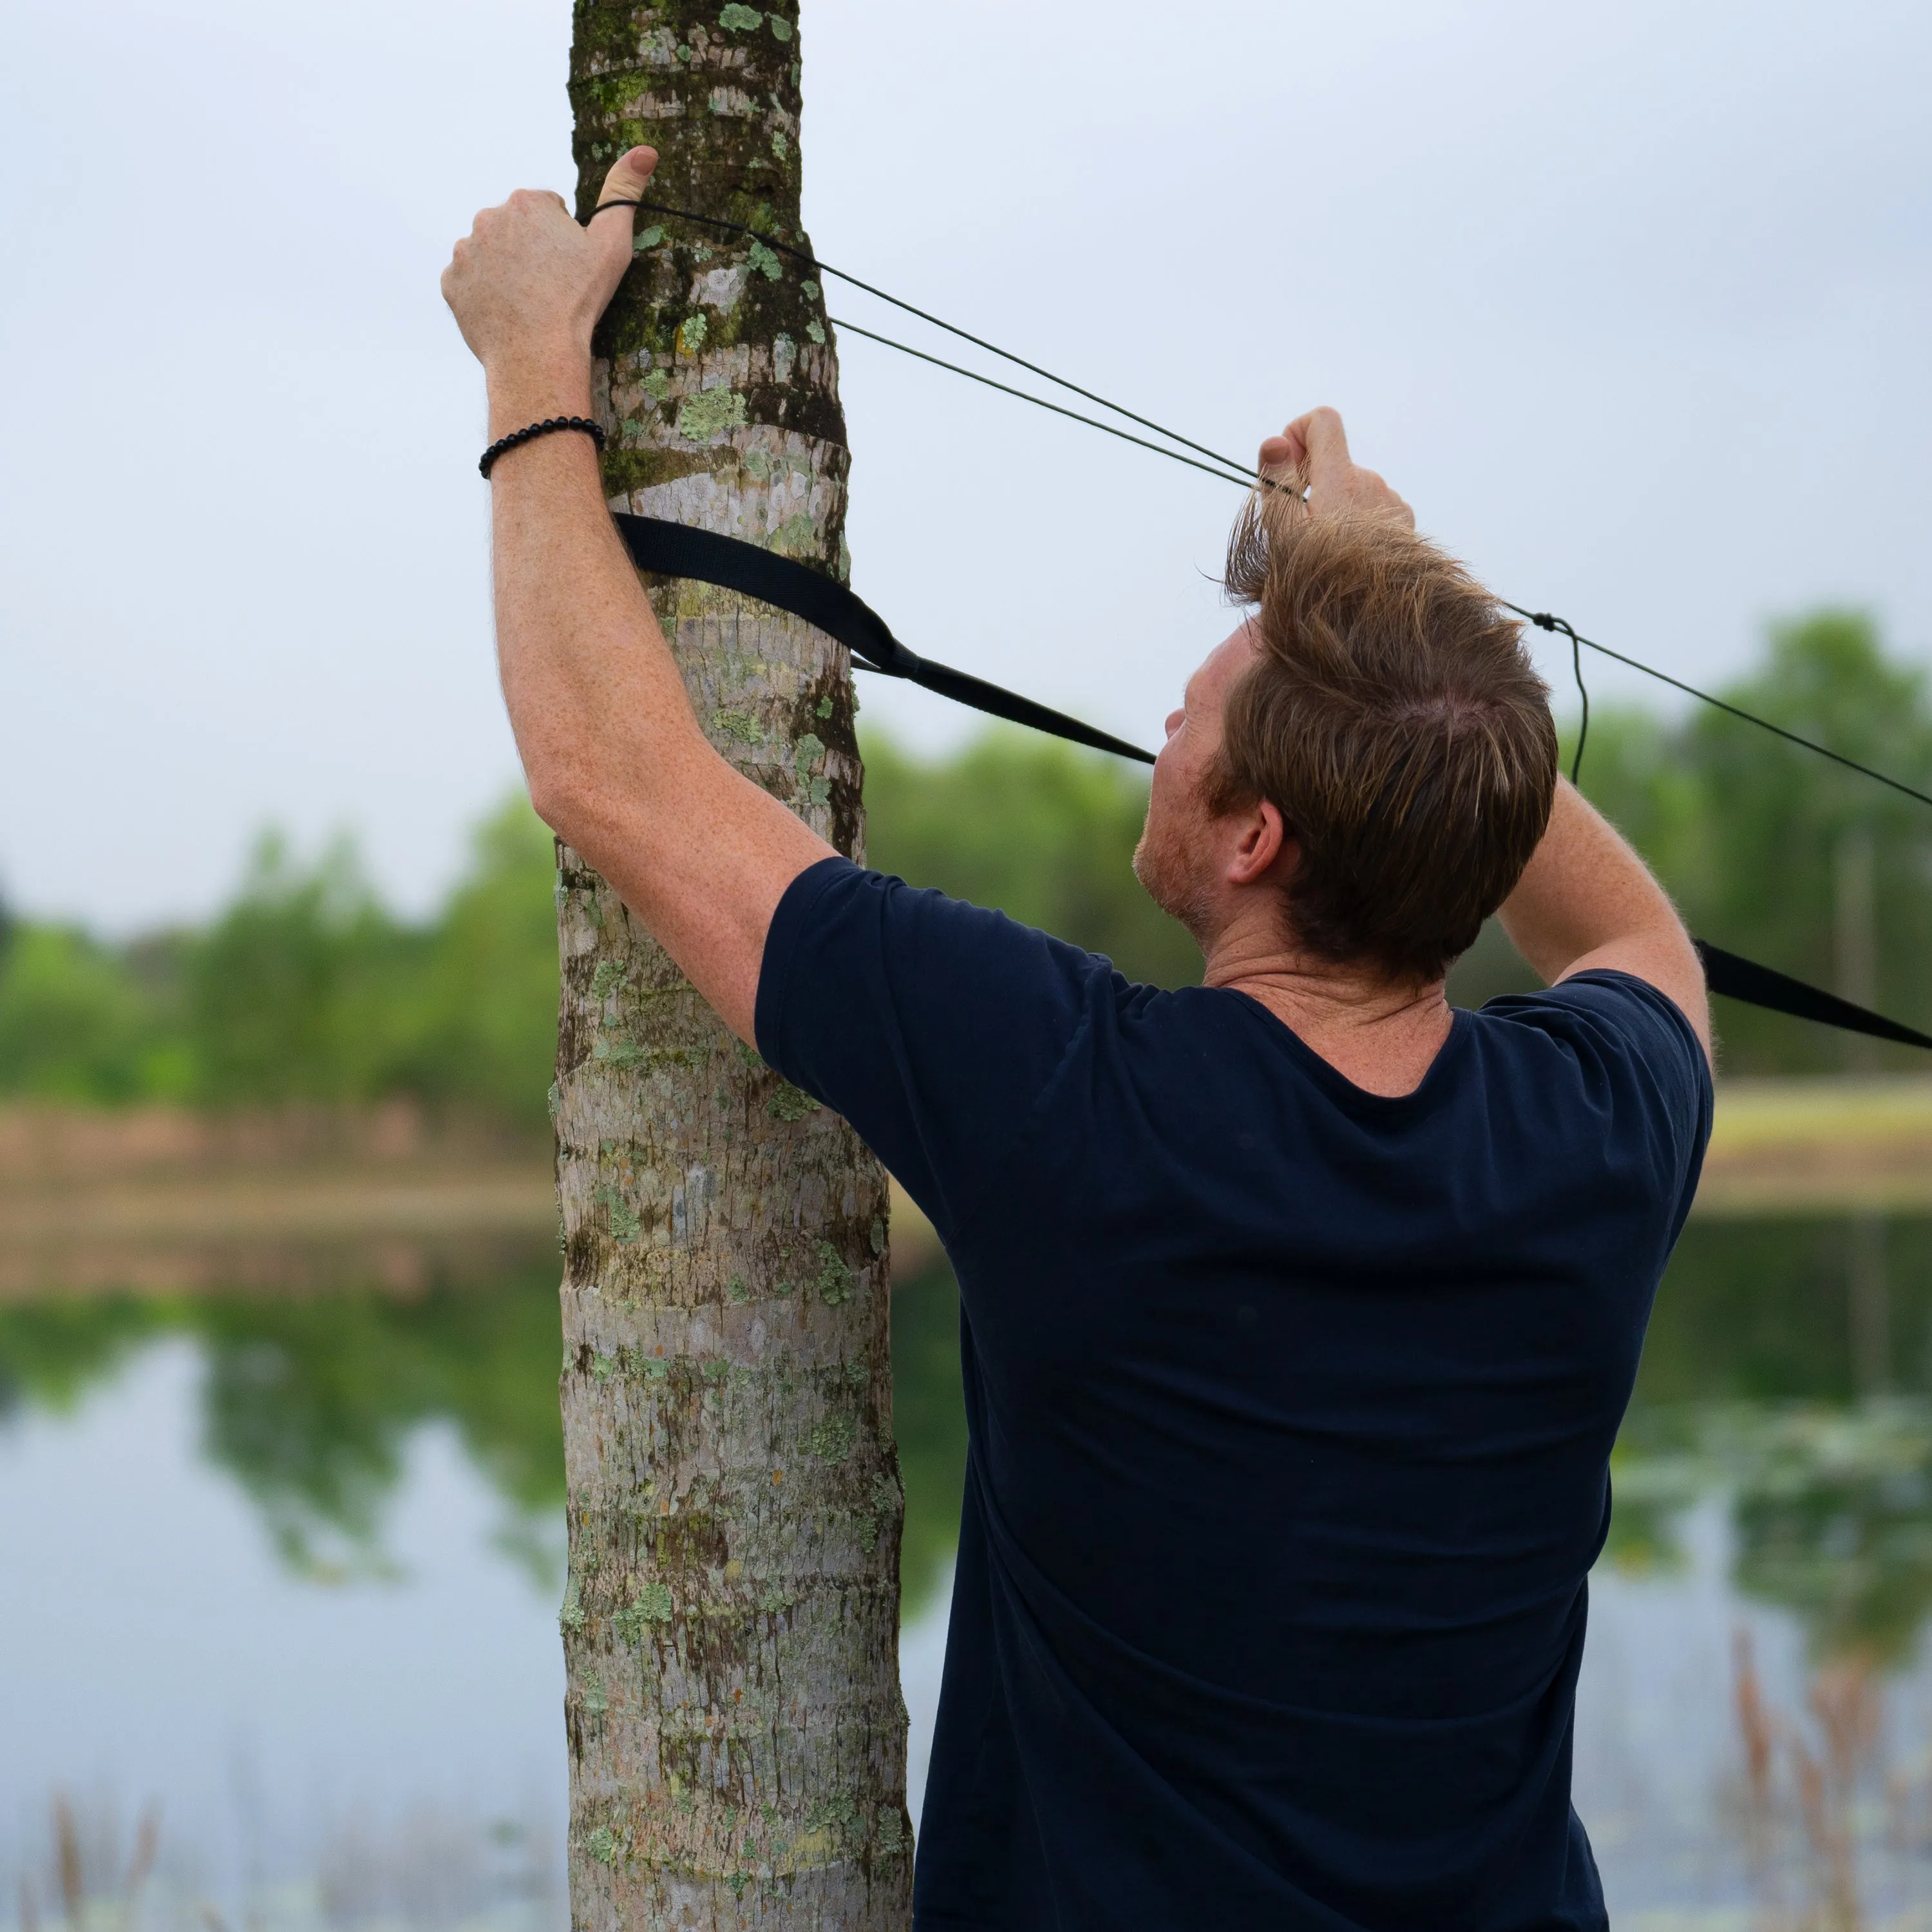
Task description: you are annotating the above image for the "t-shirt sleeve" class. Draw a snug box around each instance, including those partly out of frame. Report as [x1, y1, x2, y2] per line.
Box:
[1486, 970, 1715, 1238]
[753, 857, 1113, 1241]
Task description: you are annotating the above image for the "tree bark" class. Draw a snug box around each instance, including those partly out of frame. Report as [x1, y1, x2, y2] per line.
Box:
[556, 6, 910, 1926]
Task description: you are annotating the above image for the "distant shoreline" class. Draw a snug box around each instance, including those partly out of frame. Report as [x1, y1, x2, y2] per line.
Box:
[1698, 1075, 1932, 1217]
[1, 1086, 1926, 1298]
[0, 1101, 943, 1298]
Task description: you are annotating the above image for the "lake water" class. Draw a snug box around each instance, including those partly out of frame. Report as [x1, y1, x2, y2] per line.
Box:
[5, 1220, 1932, 1931]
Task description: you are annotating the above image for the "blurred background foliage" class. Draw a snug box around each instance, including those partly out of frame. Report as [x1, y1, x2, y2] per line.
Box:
[4, 605, 1931, 1126]
[0, 799, 565, 1134]
[861, 731, 1204, 990]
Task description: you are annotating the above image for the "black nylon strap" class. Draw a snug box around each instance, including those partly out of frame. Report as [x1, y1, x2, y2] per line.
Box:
[1695, 942, 1932, 1050]
[612, 514, 1155, 765]
[614, 513, 1931, 1052]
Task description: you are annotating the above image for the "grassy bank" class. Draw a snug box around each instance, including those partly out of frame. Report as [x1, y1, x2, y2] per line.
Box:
[3, 1079, 1928, 1300]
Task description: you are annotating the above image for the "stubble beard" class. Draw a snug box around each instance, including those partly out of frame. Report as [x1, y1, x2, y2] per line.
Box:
[1132, 804, 1217, 951]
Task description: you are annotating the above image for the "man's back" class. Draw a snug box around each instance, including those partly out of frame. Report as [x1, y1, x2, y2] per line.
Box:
[758, 858, 1712, 1931]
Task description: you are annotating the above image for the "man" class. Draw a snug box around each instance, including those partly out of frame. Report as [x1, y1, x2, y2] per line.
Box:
[445, 148, 1712, 1930]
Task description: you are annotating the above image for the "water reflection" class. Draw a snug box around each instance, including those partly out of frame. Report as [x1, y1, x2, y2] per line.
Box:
[1615, 1216, 1932, 1663]
[0, 1244, 971, 1613]
[1638, 1218, 1932, 1409]
[191, 1263, 568, 1586]
[1592, 1217, 1932, 1923]
[0, 1244, 569, 1586]
[0, 1338, 569, 1932]
[6, 1216, 1931, 1643]
[1616, 1401, 1932, 1666]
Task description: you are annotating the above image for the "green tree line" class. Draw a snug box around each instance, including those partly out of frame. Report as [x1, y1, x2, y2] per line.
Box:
[0, 800, 564, 1131]
[3, 607, 1928, 1120]
[1564, 610, 1932, 1070]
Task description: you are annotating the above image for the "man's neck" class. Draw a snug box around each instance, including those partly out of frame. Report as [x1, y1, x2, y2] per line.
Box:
[1201, 918, 1454, 1100]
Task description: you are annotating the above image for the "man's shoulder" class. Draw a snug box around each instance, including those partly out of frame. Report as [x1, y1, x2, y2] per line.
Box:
[1470, 969, 1714, 1160]
[753, 858, 1148, 1242]
[768, 857, 1129, 992]
[756, 856, 1135, 1099]
[1477, 968, 1705, 1063]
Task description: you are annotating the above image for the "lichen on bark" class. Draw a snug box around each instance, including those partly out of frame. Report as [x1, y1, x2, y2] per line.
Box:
[559, 5, 910, 1927]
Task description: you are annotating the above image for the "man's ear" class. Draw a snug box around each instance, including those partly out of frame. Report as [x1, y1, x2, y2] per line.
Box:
[1226, 797, 1293, 887]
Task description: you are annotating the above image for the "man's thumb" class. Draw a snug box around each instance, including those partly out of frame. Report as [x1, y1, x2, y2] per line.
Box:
[1300, 406, 1351, 478]
[589, 146, 659, 243]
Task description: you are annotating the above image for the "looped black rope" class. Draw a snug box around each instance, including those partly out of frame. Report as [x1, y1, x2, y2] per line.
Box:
[596, 194, 1932, 811]
[594, 193, 1932, 816]
[1517, 611, 1589, 785]
[1497, 603, 1932, 813]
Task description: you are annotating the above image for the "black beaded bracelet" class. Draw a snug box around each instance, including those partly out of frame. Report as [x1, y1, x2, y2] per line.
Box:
[478, 415, 606, 479]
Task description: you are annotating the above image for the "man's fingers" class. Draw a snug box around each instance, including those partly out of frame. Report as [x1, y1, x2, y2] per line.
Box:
[1285, 407, 1350, 484]
[1260, 408, 1414, 521]
[1257, 433, 1299, 480]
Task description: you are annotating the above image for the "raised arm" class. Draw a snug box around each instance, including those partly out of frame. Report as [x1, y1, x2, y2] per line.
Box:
[1497, 780, 1711, 1059]
[441, 149, 833, 1044]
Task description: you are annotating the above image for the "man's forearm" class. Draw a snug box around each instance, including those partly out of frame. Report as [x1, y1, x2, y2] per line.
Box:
[1497, 781, 1711, 1052]
[486, 347, 706, 846]
[1496, 782, 1656, 978]
[480, 348, 833, 1041]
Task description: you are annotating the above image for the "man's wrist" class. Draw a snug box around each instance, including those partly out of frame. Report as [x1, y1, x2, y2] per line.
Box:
[486, 338, 594, 439]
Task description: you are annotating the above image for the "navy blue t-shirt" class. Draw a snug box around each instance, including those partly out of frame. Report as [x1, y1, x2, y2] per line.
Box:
[755, 858, 1712, 1932]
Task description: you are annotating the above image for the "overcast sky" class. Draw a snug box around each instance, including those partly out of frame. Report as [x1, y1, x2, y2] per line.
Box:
[3, 0, 1928, 931]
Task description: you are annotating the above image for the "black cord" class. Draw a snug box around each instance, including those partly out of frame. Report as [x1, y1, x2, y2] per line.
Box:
[1501, 603, 1932, 813]
[605, 196, 1258, 478]
[1517, 609, 1589, 786]
[1569, 627, 1589, 786]
[827, 317, 1255, 489]
[833, 285, 1915, 810]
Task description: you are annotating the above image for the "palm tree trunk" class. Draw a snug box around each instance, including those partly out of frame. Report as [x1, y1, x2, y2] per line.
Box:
[556, 6, 911, 1925]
